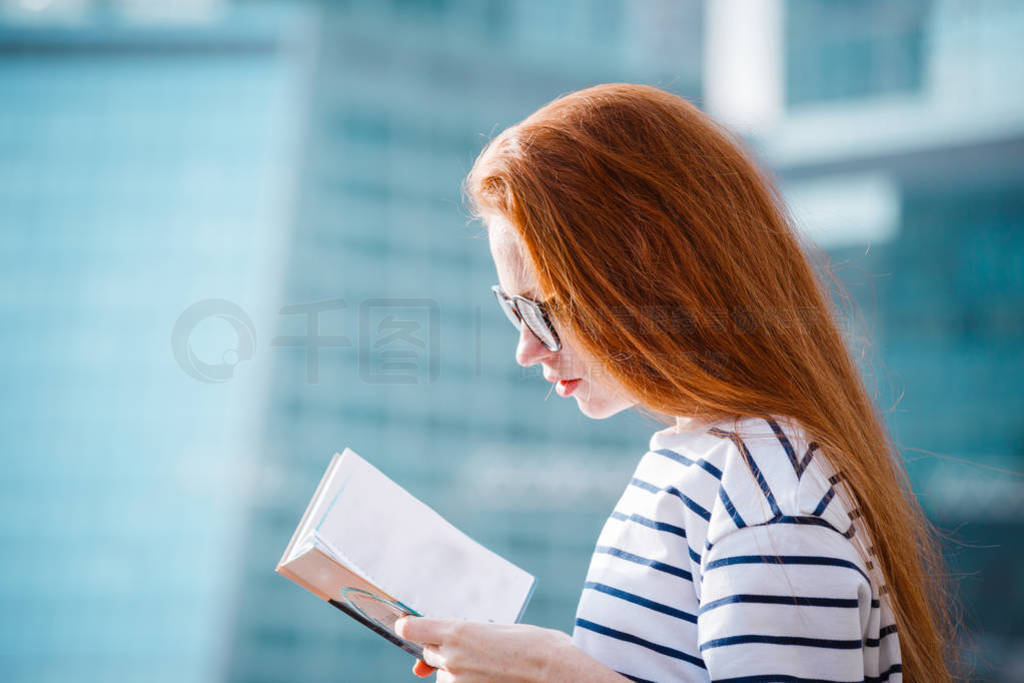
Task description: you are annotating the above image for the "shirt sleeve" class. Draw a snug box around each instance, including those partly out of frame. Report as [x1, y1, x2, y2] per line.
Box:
[697, 521, 875, 681]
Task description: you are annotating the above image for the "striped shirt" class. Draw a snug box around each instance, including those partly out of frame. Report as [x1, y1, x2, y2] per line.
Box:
[571, 415, 902, 682]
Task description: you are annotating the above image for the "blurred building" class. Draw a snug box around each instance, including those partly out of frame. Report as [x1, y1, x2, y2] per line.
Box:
[708, 0, 1024, 677]
[0, 2, 312, 682]
[222, 2, 703, 682]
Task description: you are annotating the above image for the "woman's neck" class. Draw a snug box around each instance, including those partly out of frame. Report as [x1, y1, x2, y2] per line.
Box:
[674, 415, 703, 433]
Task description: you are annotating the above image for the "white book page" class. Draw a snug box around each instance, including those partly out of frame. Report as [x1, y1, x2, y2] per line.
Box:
[313, 448, 535, 623]
[282, 453, 345, 566]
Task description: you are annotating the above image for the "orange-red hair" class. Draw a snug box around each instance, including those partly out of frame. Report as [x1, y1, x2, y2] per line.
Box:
[464, 83, 958, 681]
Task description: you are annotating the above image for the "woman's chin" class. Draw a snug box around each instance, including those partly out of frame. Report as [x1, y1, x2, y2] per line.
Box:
[576, 396, 631, 420]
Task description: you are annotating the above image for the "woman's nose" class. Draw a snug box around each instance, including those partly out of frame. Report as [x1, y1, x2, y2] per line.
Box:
[515, 324, 555, 367]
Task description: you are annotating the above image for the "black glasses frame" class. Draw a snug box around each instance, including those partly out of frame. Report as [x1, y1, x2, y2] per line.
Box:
[491, 284, 562, 352]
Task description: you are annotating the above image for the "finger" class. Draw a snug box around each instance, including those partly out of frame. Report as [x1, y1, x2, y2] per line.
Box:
[395, 616, 451, 644]
[412, 659, 436, 678]
[420, 643, 445, 670]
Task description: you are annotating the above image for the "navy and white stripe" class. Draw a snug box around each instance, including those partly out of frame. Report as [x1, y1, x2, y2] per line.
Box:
[571, 415, 902, 682]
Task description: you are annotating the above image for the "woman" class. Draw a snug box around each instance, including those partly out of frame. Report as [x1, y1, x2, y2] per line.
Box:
[394, 83, 956, 681]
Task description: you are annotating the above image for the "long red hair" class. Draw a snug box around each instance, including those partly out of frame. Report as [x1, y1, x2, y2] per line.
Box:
[464, 83, 958, 681]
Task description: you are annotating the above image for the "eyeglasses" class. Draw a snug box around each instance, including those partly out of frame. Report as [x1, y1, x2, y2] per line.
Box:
[491, 284, 562, 352]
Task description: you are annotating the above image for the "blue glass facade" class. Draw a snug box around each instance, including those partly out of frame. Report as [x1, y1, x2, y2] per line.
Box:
[0, 4, 311, 682]
[785, 0, 931, 106]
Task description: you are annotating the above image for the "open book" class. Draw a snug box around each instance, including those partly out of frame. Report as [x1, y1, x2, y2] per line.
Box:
[277, 448, 537, 659]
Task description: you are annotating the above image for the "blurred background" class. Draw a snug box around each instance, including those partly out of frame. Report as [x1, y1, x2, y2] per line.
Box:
[0, 0, 1021, 681]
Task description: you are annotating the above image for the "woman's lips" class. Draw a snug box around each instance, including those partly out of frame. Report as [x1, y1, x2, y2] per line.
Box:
[556, 378, 582, 397]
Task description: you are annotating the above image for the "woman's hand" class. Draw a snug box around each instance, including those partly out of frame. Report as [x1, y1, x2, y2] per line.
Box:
[395, 616, 574, 682]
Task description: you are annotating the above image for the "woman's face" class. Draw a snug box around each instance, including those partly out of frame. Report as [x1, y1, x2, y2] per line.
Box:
[487, 215, 637, 419]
